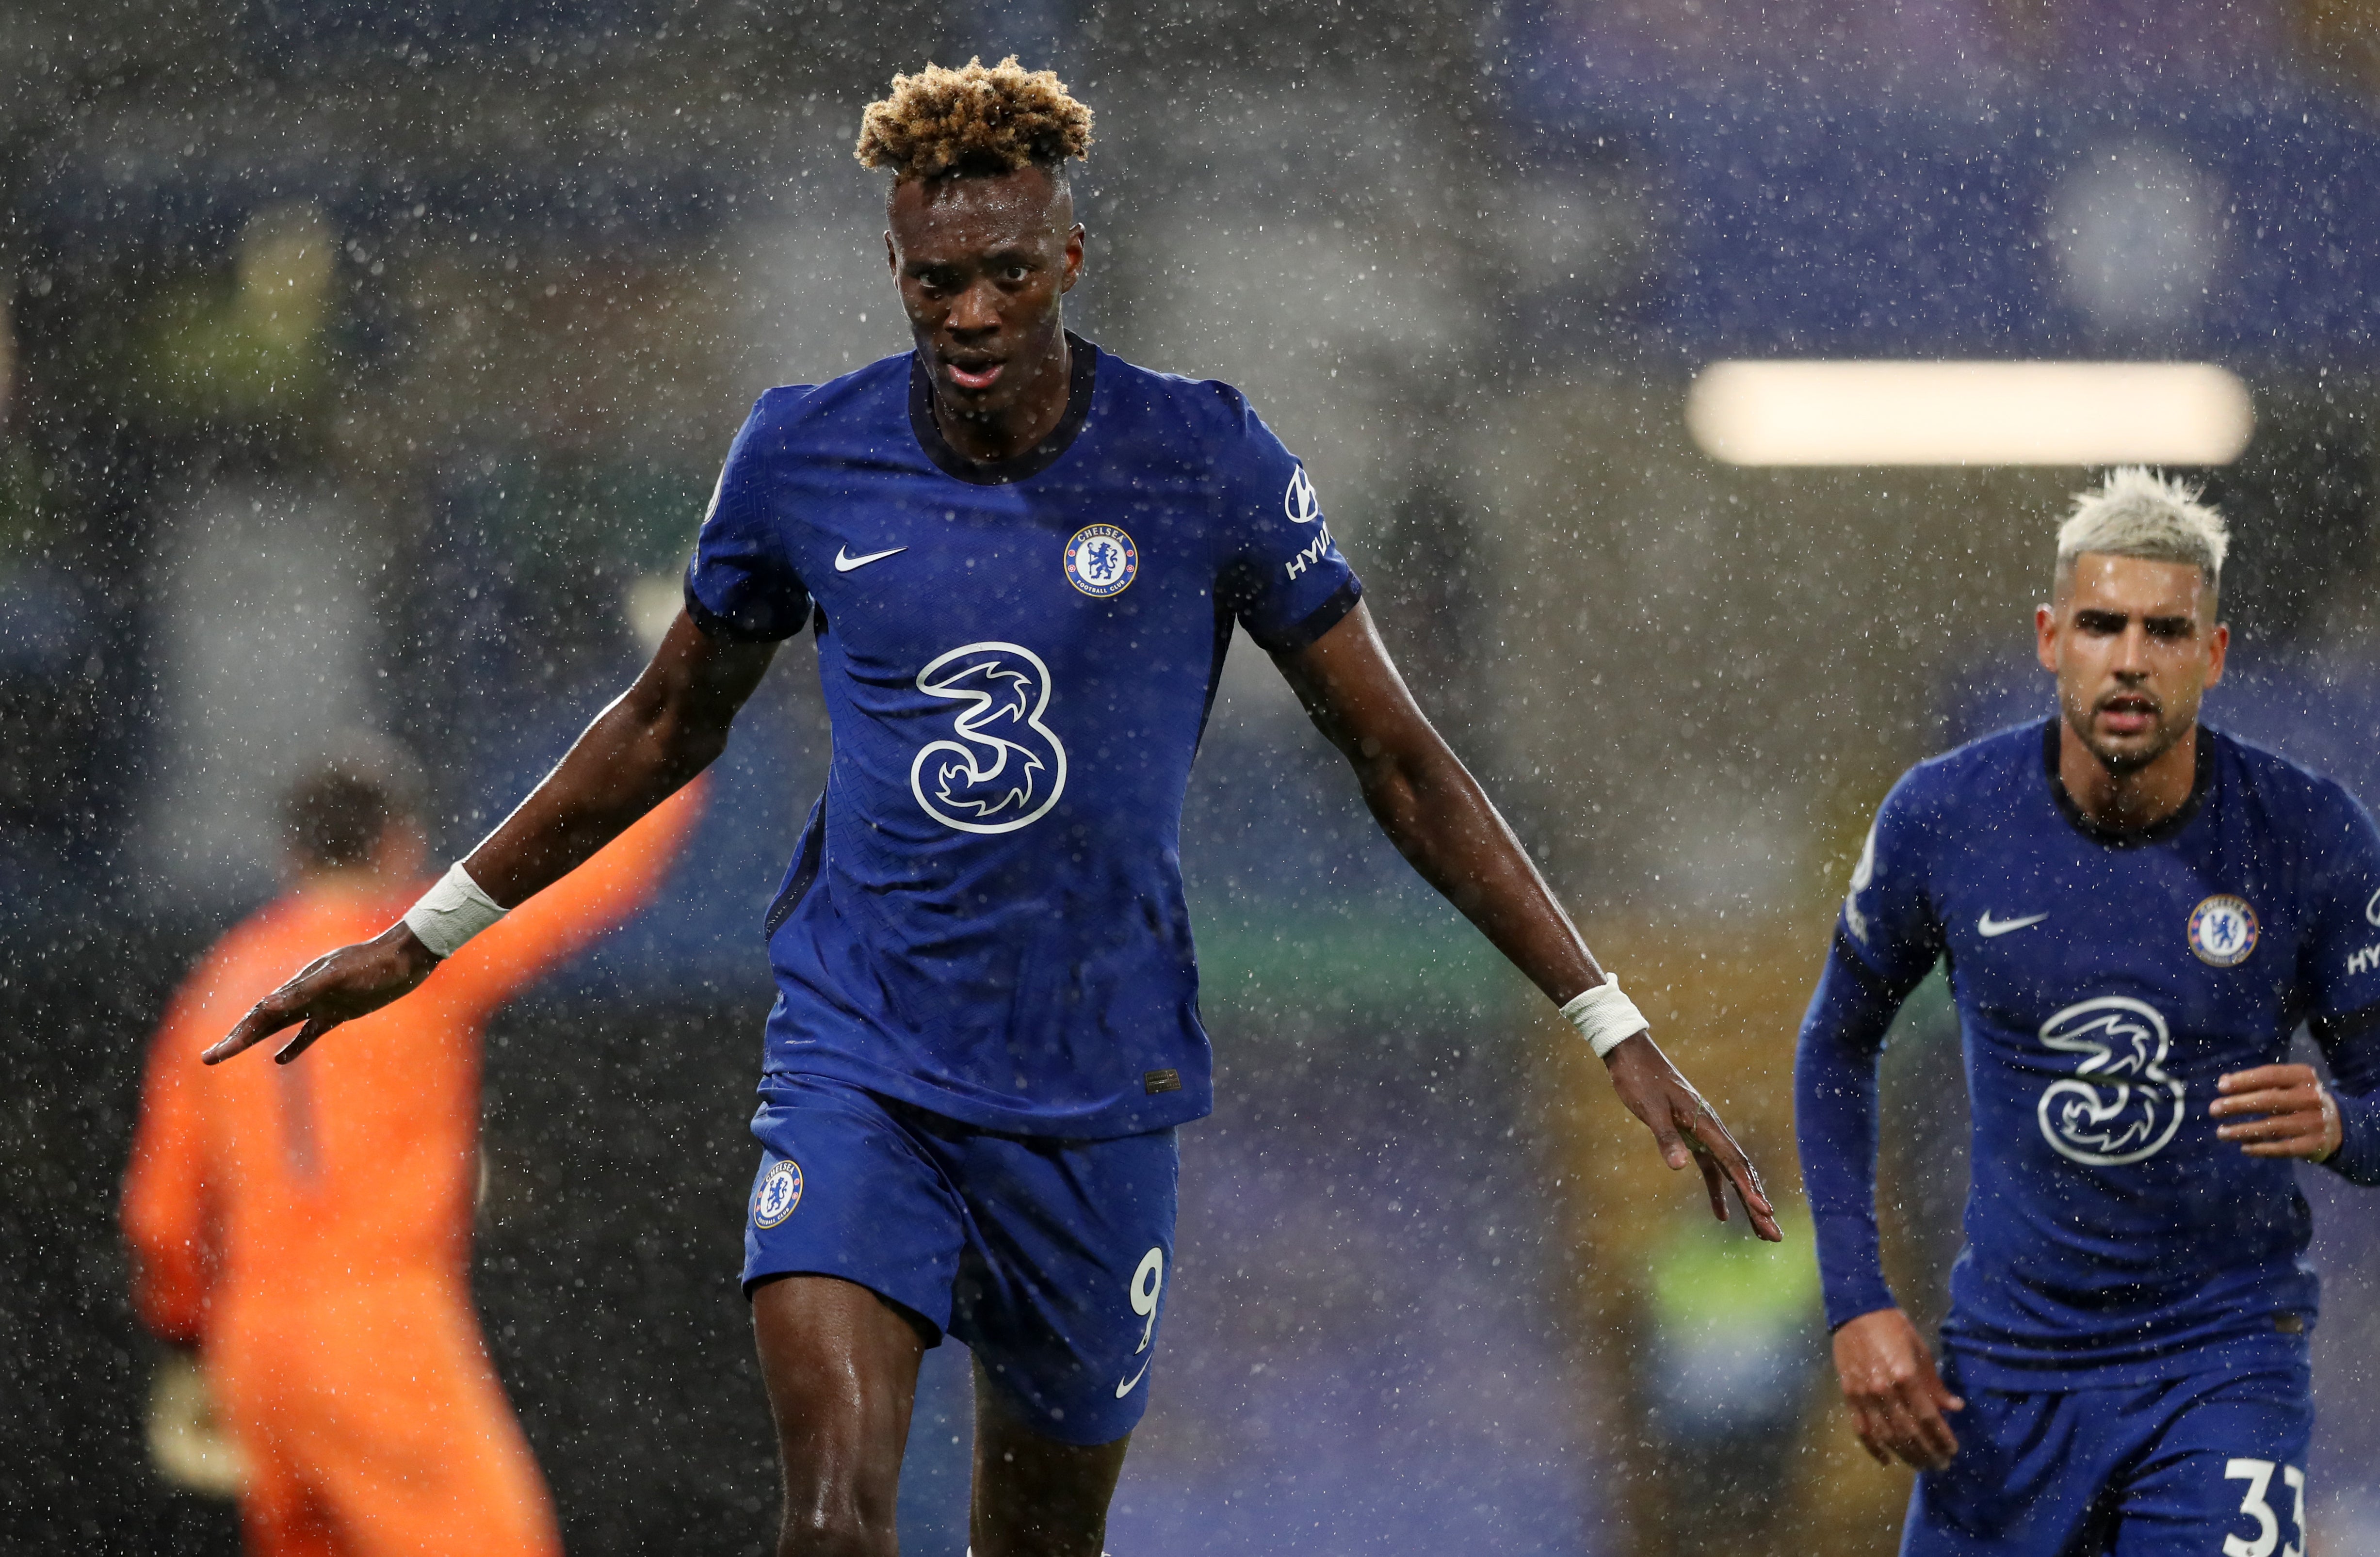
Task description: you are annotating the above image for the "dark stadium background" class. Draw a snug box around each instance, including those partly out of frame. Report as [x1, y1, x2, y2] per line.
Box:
[5, 1, 2379, 1552]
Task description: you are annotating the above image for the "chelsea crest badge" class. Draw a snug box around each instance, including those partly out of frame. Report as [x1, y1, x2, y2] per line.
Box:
[1063, 524, 1137, 598]
[753, 1158, 804, 1228]
[2187, 895, 2258, 968]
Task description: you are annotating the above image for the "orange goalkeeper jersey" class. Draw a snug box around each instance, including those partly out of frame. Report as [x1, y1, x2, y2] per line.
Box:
[120, 783, 703, 1554]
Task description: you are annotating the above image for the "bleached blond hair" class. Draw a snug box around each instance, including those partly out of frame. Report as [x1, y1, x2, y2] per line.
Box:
[2055, 467, 2230, 603]
[855, 57, 1093, 183]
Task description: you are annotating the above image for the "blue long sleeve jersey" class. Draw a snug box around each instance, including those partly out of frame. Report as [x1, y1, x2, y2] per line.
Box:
[1795, 720, 2380, 1389]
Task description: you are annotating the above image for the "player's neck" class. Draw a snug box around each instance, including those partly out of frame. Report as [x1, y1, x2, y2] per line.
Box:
[2056, 720, 2199, 834]
[930, 329, 1071, 464]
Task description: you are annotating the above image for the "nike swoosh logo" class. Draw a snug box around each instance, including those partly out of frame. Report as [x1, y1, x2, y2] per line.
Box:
[1978, 911, 2049, 938]
[834, 545, 907, 573]
[1115, 1358, 1152, 1398]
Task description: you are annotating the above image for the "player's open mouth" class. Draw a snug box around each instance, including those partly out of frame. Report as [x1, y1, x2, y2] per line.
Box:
[944, 358, 1004, 392]
[2097, 694, 2158, 736]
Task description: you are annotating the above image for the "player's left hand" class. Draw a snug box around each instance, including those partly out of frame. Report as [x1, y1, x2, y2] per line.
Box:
[202, 922, 442, 1066]
[2211, 1064, 2342, 1161]
[1603, 1032, 1783, 1240]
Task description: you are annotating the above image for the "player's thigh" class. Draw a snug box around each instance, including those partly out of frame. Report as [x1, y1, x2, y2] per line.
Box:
[1900, 1373, 2118, 1557]
[946, 1123, 1179, 1449]
[298, 1295, 563, 1557]
[752, 1274, 930, 1551]
[211, 1380, 339, 1557]
[238, 1477, 341, 1557]
[2113, 1369, 2312, 1557]
[744, 1075, 970, 1334]
[310, 1394, 560, 1557]
[744, 1079, 970, 1542]
[969, 1355, 1130, 1557]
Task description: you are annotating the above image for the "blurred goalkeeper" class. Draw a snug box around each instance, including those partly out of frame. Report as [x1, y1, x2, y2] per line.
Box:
[121, 736, 701, 1557]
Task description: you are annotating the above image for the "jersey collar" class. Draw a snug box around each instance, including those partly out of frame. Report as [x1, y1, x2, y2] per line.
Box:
[2041, 716, 2214, 850]
[907, 331, 1098, 487]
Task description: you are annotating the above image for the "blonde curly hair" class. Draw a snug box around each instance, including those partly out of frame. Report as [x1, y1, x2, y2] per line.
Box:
[855, 56, 1094, 183]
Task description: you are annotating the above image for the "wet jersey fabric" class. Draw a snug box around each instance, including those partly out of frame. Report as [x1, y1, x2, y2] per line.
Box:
[685, 336, 1361, 1139]
[742, 1073, 1178, 1446]
[1795, 720, 2380, 1389]
[1899, 1355, 2312, 1557]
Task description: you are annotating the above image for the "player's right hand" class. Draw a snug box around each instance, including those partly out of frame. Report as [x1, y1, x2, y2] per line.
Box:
[202, 923, 442, 1066]
[1831, 1307, 1963, 1472]
[1601, 1032, 1783, 1241]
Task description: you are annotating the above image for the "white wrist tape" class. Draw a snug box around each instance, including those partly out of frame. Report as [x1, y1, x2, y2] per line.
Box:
[403, 862, 509, 959]
[1561, 977, 1649, 1059]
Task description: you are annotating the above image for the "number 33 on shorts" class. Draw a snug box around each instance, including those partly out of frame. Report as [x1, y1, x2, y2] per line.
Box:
[2223, 1458, 2305, 1557]
[1115, 1247, 1165, 1399]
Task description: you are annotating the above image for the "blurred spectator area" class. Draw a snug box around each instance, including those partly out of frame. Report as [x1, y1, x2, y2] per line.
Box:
[4, 0, 2378, 929]
[1492, 0, 2380, 362]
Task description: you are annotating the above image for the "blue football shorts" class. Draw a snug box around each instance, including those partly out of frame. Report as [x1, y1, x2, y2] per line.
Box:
[1903, 1349, 2313, 1557]
[741, 1073, 1179, 1447]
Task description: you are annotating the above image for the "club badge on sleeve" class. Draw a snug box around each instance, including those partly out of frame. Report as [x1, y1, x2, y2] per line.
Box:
[2187, 895, 2258, 968]
[753, 1158, 804, 1228]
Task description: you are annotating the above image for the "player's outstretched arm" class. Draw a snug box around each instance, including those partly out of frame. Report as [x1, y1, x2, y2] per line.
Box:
[1270, 602, 1780, 1239]
[204, 611, 777, 1065]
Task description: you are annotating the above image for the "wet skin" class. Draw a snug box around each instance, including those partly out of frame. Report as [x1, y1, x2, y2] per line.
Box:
[1831, 551, 2339, 1476]
[886, 163, 1084, 463]
[751, 1275, 1126, 1557]
[2037, 550, 2227, 831]
[207, 164, 1779, 1555]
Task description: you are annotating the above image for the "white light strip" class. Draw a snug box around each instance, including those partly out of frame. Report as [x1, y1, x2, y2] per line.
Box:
[1685, 360, 2254, 467]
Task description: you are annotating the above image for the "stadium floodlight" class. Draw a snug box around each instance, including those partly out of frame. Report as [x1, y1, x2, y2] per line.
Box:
[1685, 361, 2254, 466]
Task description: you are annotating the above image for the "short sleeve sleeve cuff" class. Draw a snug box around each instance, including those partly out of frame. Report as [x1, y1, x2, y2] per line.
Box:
[1196, 382, 1366, 652]
[1246, 575, 1363, 656]
[681, 390, 813, 642]
[684, 559, 807, 644]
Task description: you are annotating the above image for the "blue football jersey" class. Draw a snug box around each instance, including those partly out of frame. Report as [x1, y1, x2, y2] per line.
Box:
[1825, 720, 2380, 1387]
[684, 337, 1361, 1138]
